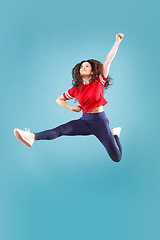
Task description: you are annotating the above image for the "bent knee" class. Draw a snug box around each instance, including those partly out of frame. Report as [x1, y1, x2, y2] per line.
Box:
[111, 154, 122, 163]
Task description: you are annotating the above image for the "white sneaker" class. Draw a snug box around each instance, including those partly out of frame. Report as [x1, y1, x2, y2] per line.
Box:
[14, 128, 35, 147]
[111, 127, 121, 137]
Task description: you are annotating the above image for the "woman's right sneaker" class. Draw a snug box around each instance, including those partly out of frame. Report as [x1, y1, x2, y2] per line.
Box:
[111, 127, 121, 138]
[14, 128, 35, 147]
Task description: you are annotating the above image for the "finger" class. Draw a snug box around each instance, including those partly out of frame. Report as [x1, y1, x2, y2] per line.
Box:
[118, 33, 124, 38]
[117, 35, 123, 40]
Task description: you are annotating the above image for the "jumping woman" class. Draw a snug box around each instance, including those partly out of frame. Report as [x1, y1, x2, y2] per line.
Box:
[14, 32, 124, 162]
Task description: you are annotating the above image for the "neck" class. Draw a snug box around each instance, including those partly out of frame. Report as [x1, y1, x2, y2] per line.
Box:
[82, 75, 92, 84]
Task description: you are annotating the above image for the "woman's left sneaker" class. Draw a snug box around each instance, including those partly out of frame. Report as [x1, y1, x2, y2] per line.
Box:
[111, 127, 121, 137]
[14, 128, 35, 147]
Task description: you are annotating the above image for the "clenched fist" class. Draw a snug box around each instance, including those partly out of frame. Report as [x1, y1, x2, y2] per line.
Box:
[72, 105, 82, 112]
[116, 33, 124, 44]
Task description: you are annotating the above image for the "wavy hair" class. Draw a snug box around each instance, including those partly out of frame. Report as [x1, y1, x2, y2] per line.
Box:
[72, 59, 113, 91]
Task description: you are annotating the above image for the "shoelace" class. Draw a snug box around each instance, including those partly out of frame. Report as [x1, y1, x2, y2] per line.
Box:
[25, 128, 31, 133]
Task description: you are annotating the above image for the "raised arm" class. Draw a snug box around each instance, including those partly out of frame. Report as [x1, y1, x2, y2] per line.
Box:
[102, 33, 124, 78]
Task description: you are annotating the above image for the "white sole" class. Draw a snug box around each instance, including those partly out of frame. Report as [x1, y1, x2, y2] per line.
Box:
[14, 128, 32, 147]
[111, 127, 121, 137]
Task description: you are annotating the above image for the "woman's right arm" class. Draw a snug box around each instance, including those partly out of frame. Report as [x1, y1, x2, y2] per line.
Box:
[56, 95, 82, 112]
[56, 94, 73, 111]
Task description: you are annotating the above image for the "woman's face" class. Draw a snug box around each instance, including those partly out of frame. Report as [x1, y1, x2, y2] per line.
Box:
[79, 62, 93, 77]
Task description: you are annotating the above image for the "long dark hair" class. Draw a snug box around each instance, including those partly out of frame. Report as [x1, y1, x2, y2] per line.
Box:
[72, 59, 113, 91]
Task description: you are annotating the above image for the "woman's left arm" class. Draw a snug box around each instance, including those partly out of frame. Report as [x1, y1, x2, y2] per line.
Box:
[102, 33, 124, 78]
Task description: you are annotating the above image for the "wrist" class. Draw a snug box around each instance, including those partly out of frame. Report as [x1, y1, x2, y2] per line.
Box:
[115, 40, 120, 46]
[69, 106, 73, 111]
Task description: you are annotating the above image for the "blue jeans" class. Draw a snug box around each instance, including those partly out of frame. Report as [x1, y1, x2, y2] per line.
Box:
[34, 111, 122, 162]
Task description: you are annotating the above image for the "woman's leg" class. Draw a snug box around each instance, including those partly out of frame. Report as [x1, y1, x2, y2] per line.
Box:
[34, 118, 92, 141]
[86, 113, 122, 162]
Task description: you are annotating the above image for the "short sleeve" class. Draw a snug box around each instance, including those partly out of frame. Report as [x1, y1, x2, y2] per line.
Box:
[63, 86, 77, 100]
[99, 72, 108, 85]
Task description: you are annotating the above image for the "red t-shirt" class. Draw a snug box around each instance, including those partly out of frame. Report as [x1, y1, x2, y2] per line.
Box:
[63, 72, 108, 113]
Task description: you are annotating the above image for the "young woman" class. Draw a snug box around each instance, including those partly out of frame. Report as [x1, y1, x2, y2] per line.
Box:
[14, 33, 124, 162]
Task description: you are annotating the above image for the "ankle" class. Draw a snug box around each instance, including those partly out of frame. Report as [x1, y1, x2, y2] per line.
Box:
[31, 133, 35, 141]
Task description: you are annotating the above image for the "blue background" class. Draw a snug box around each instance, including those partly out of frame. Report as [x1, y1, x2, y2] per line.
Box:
[0, 0, 160, 239]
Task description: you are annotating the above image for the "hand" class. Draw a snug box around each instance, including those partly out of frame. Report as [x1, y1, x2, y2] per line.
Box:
[72, 105, 82, 112]
[116, 33, 124, 44]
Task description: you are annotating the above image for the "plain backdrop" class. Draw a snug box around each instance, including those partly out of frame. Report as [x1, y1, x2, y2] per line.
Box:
[0, 0, 160, 239]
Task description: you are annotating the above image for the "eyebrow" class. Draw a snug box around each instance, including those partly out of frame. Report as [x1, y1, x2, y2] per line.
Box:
[81, 63, 89, 67]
